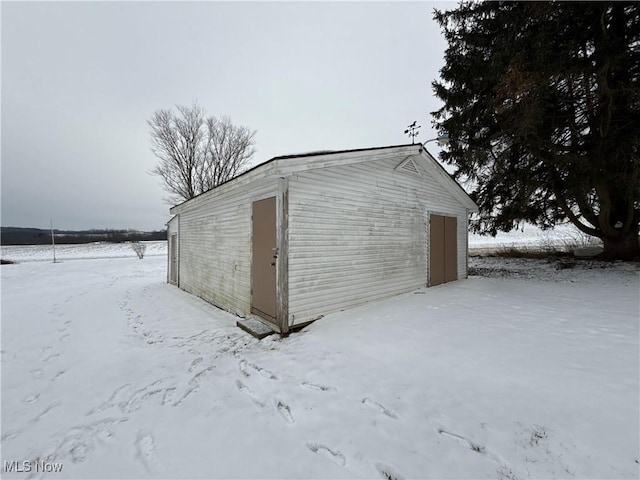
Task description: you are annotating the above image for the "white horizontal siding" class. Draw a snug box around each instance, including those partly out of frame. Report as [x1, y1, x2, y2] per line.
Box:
[287, 155, 468, 325]
[170, 146, 473, 327]
[171, 162, 277, 215]
[177, 177, 278, 318]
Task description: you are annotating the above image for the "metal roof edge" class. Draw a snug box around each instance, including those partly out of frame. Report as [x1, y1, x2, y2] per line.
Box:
[270, 143, 418, 161]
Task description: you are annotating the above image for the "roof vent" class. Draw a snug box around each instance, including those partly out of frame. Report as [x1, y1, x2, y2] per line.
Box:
[395, 157, 421, 176]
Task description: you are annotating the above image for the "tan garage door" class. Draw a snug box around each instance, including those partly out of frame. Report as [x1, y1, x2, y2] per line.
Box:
[251, 197, 277, 321]
[429, 214, 458, 286]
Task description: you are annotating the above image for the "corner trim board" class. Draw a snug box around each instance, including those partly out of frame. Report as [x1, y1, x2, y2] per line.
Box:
[277, 177, 290, 334]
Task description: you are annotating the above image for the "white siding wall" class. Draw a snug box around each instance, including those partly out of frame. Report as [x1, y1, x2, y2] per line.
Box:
[176, 177, 278, 317]
[287, 155, 468, 326]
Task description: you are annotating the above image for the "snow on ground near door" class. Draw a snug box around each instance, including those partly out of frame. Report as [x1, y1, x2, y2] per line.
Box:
[1, 250, 638, 479]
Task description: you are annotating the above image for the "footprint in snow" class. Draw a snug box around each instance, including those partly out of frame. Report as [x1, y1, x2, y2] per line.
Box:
[87, 384, 132, 415]
[49, 417, 129, 466]
[301, 381, 337, 392]
[95, 429, 114, 443]
[31, 369, 43, 379]
[375, 462, 404, 480]
[1, 401, 62, 441]
[42, 353, 60, 362]
[189, 366, 215, 385]
[120, 380, 165, 413]
[275, 399, 294, 424]
[362, 398, 398, 419]
[497, 464, 520, 480]
[188, 357, 203, 372]
[24, 393, 40, 405]
[172, 386, 197, 407]
[1, 430, 20, 442]
[35, 401, 62, 421]
[234, 379, 264, 407]
[135, 430, 161, 473]
[238, 359, 252, 378]
[165, 366, 215, 405]
[70, 443, 89, 463]
[257, 366, 278, 380]
[238, 359, 278, 380]
[436, 427, 503, 464]
[306, 443, 346, 467]
[162, 388, 177, 406]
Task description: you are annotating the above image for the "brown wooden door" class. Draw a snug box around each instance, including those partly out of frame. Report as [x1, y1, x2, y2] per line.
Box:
[430, 215, 445, 286]
[444, 216, 458, 283]
[429, 214, 458, 286]
[251, 197, 277, 320]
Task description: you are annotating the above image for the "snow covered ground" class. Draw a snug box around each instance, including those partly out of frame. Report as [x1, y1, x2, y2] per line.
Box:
[0, 223, 593, 264]
[468, 223, 601, 254]
[1, 241, 167, 263]
[1, 245, 638, 479]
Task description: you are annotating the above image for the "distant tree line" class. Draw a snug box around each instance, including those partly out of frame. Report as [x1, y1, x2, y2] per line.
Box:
[1, 227, 167, 246]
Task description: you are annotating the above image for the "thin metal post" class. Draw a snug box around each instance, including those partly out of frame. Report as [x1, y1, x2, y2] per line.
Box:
[50, 219, 57, 263]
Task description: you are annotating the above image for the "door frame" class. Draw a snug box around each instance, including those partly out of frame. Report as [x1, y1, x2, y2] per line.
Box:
[251, 196, 277, 322]
[429, 214, 445, 287]
[169, 233, 178, 285]
[427, 211, 458, 287]
[276, 178, 289, 334]
[249, 178, 289, 334]
[167, 215, 180, 287]
[444, 215, 458, 283]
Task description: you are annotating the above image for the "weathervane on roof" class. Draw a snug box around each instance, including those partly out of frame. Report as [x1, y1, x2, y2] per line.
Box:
[404, 121, 421, 144]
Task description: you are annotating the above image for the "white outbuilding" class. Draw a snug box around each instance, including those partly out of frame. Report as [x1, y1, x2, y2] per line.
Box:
[167, 144, 478, 334]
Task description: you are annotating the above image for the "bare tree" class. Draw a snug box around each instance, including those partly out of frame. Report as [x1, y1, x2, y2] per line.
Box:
[130, 241, 147, 259]
[149, 104, 206, 202]
[199, 116, 256, 192]
[149, 103, 256, 204]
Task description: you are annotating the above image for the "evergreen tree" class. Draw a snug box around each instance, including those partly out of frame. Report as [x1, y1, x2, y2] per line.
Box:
[433, 2, 640, 259]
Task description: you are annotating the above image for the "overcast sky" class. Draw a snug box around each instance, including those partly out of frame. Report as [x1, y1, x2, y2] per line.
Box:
[2, 1, 452, 231]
